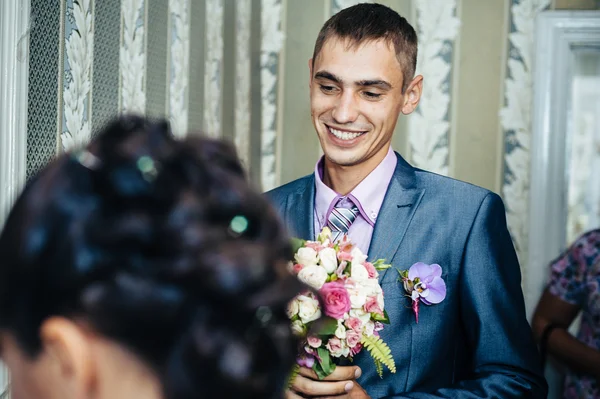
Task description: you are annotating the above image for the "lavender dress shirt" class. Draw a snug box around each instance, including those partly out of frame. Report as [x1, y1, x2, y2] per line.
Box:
[313, 146, 397, 254]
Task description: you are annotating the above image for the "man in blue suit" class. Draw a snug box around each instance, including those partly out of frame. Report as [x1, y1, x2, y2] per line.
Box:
[267, 3, 547, 398]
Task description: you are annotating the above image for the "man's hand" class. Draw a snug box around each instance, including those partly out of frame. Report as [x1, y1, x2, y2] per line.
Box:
[286, 365, 370, 398]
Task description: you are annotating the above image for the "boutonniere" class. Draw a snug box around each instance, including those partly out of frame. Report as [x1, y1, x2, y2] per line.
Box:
[398, 262, 446, 323]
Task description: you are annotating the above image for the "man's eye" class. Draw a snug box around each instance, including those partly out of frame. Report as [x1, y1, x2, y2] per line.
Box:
[320, 85, 336, 93]
[363, 92, 381, 99]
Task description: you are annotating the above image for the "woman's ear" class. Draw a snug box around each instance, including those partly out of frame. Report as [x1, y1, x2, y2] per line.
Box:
[40, 317, 96, 398]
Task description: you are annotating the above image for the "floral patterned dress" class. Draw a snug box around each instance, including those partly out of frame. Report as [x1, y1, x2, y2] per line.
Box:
[548, 229, 600, 398]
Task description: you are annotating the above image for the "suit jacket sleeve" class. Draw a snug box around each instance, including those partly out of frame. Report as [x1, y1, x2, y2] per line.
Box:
[382, 193, 547, 399]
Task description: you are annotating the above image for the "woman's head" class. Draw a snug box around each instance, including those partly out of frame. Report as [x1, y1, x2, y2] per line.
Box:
[0, 116, 302, 399]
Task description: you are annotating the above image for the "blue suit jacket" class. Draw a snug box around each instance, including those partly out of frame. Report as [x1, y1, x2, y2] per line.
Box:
[266, 153, 547, 398]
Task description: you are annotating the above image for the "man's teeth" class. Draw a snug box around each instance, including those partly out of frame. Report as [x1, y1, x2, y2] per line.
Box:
[329, 127, 363, 140]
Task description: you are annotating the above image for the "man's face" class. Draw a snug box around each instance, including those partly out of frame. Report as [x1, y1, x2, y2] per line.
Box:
[309, 37, 420, 170]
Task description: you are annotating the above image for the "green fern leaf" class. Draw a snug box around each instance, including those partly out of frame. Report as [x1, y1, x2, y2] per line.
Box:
[361, 334, 396, 376]
[373, 358, 383, 378]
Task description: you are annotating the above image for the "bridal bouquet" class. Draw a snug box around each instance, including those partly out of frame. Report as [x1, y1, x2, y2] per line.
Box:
[287, 227, 396, 380]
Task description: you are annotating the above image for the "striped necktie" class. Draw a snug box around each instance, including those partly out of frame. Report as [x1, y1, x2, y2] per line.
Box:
[327, 201, 359, 242]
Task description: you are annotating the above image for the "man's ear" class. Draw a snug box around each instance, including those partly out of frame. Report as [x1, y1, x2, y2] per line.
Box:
[401, 75, 423, 115]
[40, 317, 95, 398]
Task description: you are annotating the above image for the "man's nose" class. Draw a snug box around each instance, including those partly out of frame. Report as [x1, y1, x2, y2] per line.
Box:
[332, 92, 359, 124]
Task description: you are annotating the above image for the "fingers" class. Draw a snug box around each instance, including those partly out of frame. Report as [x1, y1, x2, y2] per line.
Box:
[298, 365, 361, 381]
[284, 389, 306, 399]
[292, 374, 354, 396]
[328, 365, 362, 381]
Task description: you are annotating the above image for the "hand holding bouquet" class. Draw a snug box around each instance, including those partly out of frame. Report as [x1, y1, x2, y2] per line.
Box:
[287, 227, 396, 380]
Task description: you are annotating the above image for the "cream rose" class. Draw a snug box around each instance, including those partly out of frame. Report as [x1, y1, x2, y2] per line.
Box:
[326, 337, 350, 358]
[287, 298, 299, 318]
[345, 279, 368, 308]
[317, 227, 333, 243]
[297, 294, 322, 324]
[350, 262, 369, 281]
[298, 265, 328, 290]
[291, 320, 305, 336]
[350, 308, 372, 325]
[335, 320, 347, 339]
[351, 247, 368, 266]
[364, 320, 375, 337]
[318, 247, 338, 274]
[295, 247, 318, 267]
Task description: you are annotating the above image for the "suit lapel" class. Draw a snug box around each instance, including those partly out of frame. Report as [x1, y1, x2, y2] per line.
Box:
[368, 154, 425, 283]
[286, 176, 315, 240]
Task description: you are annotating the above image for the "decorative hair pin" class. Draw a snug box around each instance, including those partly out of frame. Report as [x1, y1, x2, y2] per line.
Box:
[73, 150, 101, 170]
[255, 306, 273, 327]
[229, 215, 249, 236]
[136, 155, 158, 182]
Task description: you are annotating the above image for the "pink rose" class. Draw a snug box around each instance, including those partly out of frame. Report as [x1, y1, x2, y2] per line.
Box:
[345, 317, 363, 332]
[364, 296, 383, 316]
[350, 342, 363, 355]
[307, 336, 322, 348]
[346, 330, 361, 348]
[320, 281, 351, 320]
[326, 337, 343, 355]
[292, 263, 304, 274]
[364, 262, 378, 278]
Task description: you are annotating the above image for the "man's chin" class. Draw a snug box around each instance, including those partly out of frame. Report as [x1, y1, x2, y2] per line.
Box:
[323, 151, 363, 168]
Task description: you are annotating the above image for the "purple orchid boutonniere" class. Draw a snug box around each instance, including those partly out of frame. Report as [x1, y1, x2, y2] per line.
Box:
[398, 262, 446, 323]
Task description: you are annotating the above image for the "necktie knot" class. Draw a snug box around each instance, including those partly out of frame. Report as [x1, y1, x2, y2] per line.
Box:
[327, 199, 359, 242]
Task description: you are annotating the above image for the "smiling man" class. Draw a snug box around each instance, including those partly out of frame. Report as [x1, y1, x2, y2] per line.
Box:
[267, 3, 547, 398]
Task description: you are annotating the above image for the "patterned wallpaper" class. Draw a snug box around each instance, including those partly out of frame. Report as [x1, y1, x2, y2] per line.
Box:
[25, 0, 284, 191]
[408, 0, 460, 176]
[21, 0, 599, 288]
[500, 0, 551, 270]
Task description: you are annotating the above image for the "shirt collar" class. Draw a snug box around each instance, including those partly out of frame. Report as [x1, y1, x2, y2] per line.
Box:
[314, 147, 397, 227]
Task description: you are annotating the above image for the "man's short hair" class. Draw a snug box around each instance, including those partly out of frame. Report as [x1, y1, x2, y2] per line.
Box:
[312, 3, 418, 92]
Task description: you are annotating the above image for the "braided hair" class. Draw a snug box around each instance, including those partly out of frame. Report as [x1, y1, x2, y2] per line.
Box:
[0, 116, 303, 399]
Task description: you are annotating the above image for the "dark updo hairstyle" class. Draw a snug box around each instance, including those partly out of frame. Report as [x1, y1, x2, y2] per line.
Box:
[0, 116, 303, 399]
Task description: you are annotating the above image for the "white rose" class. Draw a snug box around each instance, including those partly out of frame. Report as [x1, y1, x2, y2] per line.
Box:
[287, 298, 299, 318]
[295, 247, 318, 267]
[351, 262, 369, 281]
[297, 294, 322, 324]
[319, 247, 338, 274]
[351, 247, 368, 266]
[364, 321, 375, 336]
[335, 320, 347, 339]
[327, 338, 350, 358]
[286, 261, 294, 273]
[350, 309, 372, 325]
[298, 265, 328, 290]
[361, 278, 383, 296]
[377, 292, 385, 310]
[342, 346, 351, 357]
[291, 320, 305, 336]
[332, 345, 350, 358]
[345, 278, 370, 308]
[349, 293, 367, 308]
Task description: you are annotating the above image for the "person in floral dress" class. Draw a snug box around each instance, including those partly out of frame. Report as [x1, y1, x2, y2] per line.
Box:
[533, 229, 600, 398]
